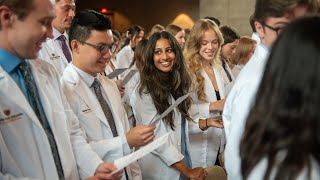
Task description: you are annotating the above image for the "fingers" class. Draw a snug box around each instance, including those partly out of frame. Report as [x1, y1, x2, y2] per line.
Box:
[137, 126, 155, 146]
[198, 168, 208, 180]
[94, 172, 122, 180]
[94, 163, 122, 180]
[142, 133, 155, 144]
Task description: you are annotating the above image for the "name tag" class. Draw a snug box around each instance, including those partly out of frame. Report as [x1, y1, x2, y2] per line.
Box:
[81, 101, 92, 113]
[82, 108, 92, 113]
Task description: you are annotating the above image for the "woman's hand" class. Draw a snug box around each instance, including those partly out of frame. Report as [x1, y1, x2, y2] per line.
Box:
[207, 116, 223, 128]
[187, 167, 208, 180]
[199, 116, 223, 130]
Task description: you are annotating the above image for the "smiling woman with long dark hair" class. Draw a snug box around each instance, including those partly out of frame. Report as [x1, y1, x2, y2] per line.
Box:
[130, 31, 211, 180]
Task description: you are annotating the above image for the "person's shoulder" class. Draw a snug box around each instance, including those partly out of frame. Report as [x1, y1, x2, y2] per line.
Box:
[29, 58, 56, 73]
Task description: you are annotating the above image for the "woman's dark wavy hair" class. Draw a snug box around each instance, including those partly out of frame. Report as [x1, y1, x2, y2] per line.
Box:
[240, 16, 320, 180]
[138, 31, 192, 130]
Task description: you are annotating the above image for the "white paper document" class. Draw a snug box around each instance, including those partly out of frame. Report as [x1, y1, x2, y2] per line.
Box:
[149, 92, 191, 126]
[120, 70, 137, 87]
[111, 133, 169, 175]
[107, 68, 128, 79]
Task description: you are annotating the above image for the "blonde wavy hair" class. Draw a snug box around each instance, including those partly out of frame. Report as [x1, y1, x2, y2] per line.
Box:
[184, 19, 224, 101]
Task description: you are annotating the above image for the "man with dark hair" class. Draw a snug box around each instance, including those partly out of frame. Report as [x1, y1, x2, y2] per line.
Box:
[222, 0, 319, 179]
[39, 0, 76, 76]
[0, 0, 122, 179]
[249, 14, 261, 44]
[203, 16, 221, 26]
[61, 10, 155, 180]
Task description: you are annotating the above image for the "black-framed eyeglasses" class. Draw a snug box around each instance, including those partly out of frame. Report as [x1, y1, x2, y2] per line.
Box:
[262, 23, 284, 35]
[78, 40, 117, 54]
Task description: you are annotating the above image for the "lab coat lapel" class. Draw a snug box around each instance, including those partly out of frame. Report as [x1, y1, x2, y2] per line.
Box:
[66, 66, 111, 128]
[212, 66, 226, 98]
[28, 59, 60, 131]
[46, 38, 69, 65]
[201, 69, 218, 102]
[0, 64, 43, 128]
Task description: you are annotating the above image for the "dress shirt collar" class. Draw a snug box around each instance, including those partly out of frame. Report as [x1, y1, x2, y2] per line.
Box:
[71, 63, 97, 87]
[53, 28, 68, 40]
[0, 48, 24, 73]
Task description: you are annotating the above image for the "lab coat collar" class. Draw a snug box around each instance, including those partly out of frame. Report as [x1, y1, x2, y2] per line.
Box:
[63, 64, 111, 128]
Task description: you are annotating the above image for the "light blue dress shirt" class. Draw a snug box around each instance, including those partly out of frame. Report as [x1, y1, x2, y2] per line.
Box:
[0, 48, 33, 105]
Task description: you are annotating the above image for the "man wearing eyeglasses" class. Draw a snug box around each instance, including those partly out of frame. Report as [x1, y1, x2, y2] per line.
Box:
[222, 0, 319, 179]
[61, 10, 156, 180]
[38, 0, 76, 77]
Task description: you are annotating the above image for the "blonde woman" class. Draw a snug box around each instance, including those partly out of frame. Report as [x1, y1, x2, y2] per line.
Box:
[230, 36, 257, 79]
[184, 19, 232, 168]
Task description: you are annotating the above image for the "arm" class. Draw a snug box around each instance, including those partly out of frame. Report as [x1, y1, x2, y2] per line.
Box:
[172, 161, 208, 180]
[198, 117, 224, 131]
[209, 99, 225, 112]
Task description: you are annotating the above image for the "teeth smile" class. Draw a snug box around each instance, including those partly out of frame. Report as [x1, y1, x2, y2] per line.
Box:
[161, 62, 170, 65]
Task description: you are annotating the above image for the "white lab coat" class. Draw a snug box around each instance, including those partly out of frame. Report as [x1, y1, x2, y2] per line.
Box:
[130, 88, 190, 180]
[188, 65, 231, 168]
[61, 64, 142, 180]
[121, 65, 140, 128]
[38, 30, 71, 77]
[0, 60, 103, 180]
[116, 45, 134, 79]
[223, 44, 269, 180]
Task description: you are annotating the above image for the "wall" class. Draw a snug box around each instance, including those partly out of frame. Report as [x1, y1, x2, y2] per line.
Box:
[199, 0, 256, 36]
[77, 0, 199, 34]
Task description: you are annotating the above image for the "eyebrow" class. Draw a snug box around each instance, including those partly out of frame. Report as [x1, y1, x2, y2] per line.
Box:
[202, 39, 217, 42]
[274, 21, 289, 26]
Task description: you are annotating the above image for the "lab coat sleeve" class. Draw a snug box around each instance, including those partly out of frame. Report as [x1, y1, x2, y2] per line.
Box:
[61, 95, 103, 179]
[0, 174, 39, 180]
[130, 91, 184, 166]
[188, 98, 210, 134]
[88, 135, 131, 160]
[116, 46, 133, 75]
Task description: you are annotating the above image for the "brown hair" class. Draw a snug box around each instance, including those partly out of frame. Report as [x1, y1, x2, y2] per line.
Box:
[231, 36, 257, 65]
[147, 24, 165, 38]
[0, 0, 34, 20]
[166, 24, 183, 36]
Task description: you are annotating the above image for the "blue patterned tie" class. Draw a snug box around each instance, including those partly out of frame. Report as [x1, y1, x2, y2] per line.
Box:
[19, 61, 65, 180]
